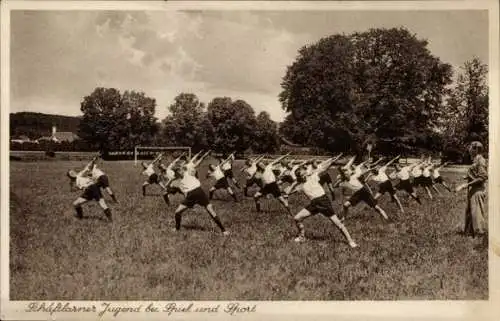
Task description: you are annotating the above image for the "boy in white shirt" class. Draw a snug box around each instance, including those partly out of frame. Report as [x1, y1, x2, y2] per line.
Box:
[89, 159, 118, 203]
[67, 160, 112, 222]
[158, 153, 187, 205]
[366, 155, 404, 214]
[207, 162, 239, 202]
[279, 159, 309, 195]
[241, 156, 265, 197]
[393, 162, 422, 205]
[310, 153, 343, 200]
[140, 153, 165, 196]
[287, 157, 357, 247]
[220, 153, 240, 188]
[431, 161, 452, 192]
[337, 166, 389, 221]
[185, 150, 211, 178]
[253, 154, 293, 215]
[164, 165, 229, 235]
[421, 159, 437, 199]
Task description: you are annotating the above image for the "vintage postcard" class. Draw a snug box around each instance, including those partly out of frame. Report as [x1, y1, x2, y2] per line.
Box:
[1, 0, 499, 320]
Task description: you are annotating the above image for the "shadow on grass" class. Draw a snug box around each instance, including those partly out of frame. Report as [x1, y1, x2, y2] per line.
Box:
[307, 234, 348, 245]
[80, 216, 108, 222]
[181, 224, 207, 231]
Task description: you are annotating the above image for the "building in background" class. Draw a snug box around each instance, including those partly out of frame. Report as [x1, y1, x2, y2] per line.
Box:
[37, 126, 79, 143]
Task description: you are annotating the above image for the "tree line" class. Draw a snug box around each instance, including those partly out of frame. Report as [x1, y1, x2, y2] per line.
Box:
[77, 90, 280, 155]
[12, 27, 488, 162]
[278, 27, 487, 161]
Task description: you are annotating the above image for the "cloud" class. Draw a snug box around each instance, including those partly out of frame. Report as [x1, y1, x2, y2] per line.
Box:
[10, 10, 488, 123]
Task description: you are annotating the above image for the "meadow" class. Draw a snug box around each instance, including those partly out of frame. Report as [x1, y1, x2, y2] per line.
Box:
[9, 159, 488, 300]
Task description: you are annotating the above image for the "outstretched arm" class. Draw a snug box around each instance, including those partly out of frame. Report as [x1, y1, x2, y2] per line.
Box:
[437, 162, 450, 170]
[79, 155, 98, 176]
[167, 152, 186, 170]
[151, 153, 163, 165]
[190, 150, 204, 163]
[368, 157, 386, 168]
[384, 155, 401, 168]
[219, 152, 236, 167]
[315, 157, 337, 174]
[342, 156, 356, 170]
[286, 181, 302, 196]
[194, 150, 211, 167]
[254, 155, 265, 163]
[270, 153, 290, 166]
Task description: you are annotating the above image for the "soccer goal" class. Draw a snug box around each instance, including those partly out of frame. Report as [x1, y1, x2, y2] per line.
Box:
[134, 146, 191, 166]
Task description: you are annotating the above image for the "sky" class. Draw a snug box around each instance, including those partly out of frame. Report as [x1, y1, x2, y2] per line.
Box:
[10, 9, 489, 122]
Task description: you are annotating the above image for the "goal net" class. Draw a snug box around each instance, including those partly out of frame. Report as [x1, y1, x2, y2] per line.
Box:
[134, 146, 191, 166]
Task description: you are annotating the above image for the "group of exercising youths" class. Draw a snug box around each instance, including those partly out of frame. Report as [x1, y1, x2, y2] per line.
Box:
[66, 150, 452, 248]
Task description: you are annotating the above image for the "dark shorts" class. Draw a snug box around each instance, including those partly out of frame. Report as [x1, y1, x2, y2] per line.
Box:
[247, 176, 263, 188]
[378, 180, 395, 195]
[81, 184, 102, 201]
[348, 186, 377, 207]
[166, 186, 182, 195]
[433, 176, 444, 184]
[305, 194, 335, 217]
[272, 169, 282, 177]
[214, 177, 229, 189]
[421, 176, 433, 186]
[260, 182, 282, 198]
[396, 179, 414, 194]
[223, 169, 234, 178]
[319, 172, 332, 185]
[281, 175, 295, 184]
[358, 173, 368, 184]
[96, 175, 110, 188]
[412, 176, 424, 186]
[148, 173, 159, 184]
[182, 187, 210, 208]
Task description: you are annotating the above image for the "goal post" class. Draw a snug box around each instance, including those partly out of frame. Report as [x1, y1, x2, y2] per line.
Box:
[134, 146, 191, 166]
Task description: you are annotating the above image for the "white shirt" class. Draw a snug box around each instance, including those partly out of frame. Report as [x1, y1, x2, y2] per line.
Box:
[178, 172, 201, 194]
[288, 164, 302, 181]
[422, 166, 432, 177]
[341, 173, 364, 191]
[354, 165, 364, 177]
[142, 164, 155, 177]
[397, 166, 411, 180]
[411, 165, 423, 177]
[165, 168, 176, 180]
[372, 166, 389, 183]
[245, 163, 257, 178]
[221, 161, 232, 171]
[273, 164, 286, 177]
[185, 161, 197, 176]
[306, 164, 314, 176]
[91, 166, 105, 179]
[432, 167, 441, 178]
[209, 166, 225, 181]
[76, 175, 94, 189]
[301, 173, 326, 200]
[261, 166, 277, 185]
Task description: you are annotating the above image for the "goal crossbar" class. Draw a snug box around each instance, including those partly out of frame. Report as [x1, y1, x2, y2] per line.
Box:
[134, 146, 191, 166]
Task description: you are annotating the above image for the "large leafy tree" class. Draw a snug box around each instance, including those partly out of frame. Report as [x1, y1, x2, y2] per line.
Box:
[443, 58, 488, 145]
[252, 111, 280, 154]
[207, 97, 257, 154]
[279, 27, 453, 154]
[161, 93, 214, 152]
[440, 57, 488, 159]
[78, 87, 158, 151]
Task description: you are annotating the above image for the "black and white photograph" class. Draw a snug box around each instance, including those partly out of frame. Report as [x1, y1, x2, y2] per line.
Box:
[1, 0, 499, 320]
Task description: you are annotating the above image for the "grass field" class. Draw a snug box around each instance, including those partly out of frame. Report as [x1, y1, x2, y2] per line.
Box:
[9, 159, 488, 300]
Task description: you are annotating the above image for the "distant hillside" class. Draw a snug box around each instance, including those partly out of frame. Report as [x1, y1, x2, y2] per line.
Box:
[10, 112, 81, 139]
